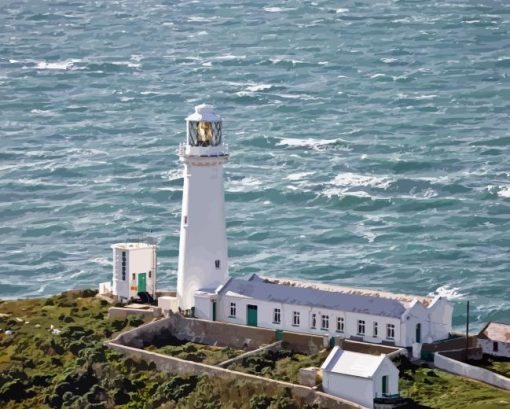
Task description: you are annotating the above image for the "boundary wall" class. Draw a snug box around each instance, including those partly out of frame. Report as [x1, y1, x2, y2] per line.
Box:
[107, 341, 366, 409]
[434, 351, 510, 391]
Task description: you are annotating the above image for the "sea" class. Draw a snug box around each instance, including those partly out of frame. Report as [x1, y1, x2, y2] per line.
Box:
[1, 0, 509, 331]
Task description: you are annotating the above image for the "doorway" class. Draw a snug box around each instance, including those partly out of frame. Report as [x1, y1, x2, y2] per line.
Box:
[247, 305, 258, 327]
[138, 273, 147, 293]
[416, 323, 422, 343]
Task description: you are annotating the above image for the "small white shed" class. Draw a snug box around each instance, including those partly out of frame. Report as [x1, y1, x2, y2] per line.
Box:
[321, 347, 399, 409]
[477, 321, 510, 358]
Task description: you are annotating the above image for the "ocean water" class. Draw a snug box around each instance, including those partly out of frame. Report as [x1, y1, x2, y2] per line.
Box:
[1, 0, 509, 331]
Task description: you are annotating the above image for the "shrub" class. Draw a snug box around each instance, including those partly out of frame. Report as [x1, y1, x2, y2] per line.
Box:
[250, 394, 273, 409]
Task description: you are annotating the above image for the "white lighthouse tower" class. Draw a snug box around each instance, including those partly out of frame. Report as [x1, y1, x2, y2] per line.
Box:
[176, 104, 229, 310]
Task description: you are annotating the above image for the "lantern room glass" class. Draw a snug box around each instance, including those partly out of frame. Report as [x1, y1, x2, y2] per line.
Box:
[188, 121, 222, 147]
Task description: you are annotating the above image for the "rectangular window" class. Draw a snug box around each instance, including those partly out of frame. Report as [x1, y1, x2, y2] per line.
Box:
[387, 324, 395, 340]
[292, 311, 300, 326]
[321, 315, 329, 330]
[336, 317, 344, 333]
[132, 273, 135, 281]
[311, 314, 316, 329]
[273, 308, 281, 324]
[148, 270, 152, 278]
[229, 302, 236, 317]
[357, 320, 365, 335]
[493, 341, 499, 352]
[215, 259, 220, 269]
[373, 322, 378, 337]
[184, 215, 188, 225]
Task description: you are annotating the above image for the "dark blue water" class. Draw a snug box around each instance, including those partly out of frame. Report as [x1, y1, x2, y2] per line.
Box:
[1, 0, 510, 330]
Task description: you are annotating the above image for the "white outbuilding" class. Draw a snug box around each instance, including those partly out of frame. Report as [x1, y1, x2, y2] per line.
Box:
[477, 321, 510, 358]
[100, 242, 157, 304]
[321, 347, 399, 409]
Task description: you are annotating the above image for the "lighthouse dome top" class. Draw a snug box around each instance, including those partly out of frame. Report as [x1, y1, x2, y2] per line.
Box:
[186, 104, 221, 122]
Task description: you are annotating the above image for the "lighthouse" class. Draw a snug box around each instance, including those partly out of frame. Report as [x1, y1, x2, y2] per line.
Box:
[176, 104, 229, 310]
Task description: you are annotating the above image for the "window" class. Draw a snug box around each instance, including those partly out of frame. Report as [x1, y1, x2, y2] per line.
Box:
[321, 315, 329, 330]
[493, 341, 499, 352]
[336, 317, 344, 333]
[387, 324, 395, 340]
[292, 311, 300, 326]
[229, 302, 236, 317]
[132, 273, 135, 281]
[215, 259, 220, 269]
[273, 308, 281, 324]
[373, 322, 378, 337]
[311, 314, 316, 329]
[188, 121, 222, 147]
[148, 270, 152, 278]
[184, 216, 188, 225]
[357, 320, 365, 335]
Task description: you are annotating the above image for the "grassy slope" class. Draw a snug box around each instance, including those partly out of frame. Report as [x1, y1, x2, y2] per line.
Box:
[146, 342, 243, 365]
[0, 291, 307, 409]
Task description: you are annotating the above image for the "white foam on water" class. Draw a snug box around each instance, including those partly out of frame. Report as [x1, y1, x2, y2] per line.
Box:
[277, 137, 345, 149]
[227, 177, 263, 192]
[245, 83, 272, 92]
[91, 257, 112, 267]
[322, 188, 372, 198]
[161, 168, 183, 181]
[30, 109, 56, 116]
[336, 8, 349, 14]
[497, 186, 510, 198]
[286, 171, 314, 181]
[112, 61, 141, 68]
[381, 57, 398, 63]
[428, 285, 464, 300]
[214, 54, 246, 61]
[36, 60, 76, 70]
[330, 172, 392, 189]
[264, 7, 296, 12]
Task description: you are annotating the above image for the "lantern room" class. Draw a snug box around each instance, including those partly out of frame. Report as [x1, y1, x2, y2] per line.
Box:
[185, 104, 223, 147]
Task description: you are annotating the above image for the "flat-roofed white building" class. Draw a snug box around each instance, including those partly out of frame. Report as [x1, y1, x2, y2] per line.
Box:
[194, 273, 452, 348]
[321, 347, 399, 409]
[107, 242, 157, 303]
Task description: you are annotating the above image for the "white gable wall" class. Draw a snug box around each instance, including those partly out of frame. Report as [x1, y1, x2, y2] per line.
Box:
[323, 372, 375, 409]
[217, 293, 404, 346]
[373, 357, 399, 398]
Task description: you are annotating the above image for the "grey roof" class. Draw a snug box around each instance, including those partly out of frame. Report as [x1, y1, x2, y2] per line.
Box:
[219, 275, 408, 318]
[321, 347, 388, 378]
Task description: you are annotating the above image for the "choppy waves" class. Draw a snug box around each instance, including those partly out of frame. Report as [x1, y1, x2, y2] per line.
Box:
[1, 0, 510, 330]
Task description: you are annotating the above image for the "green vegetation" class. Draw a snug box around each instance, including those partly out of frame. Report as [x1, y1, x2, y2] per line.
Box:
[470, 356, 510, 378]
[396, 357, 510, 409]
[146, 340, 243, 365]
[0, 291, 309, 408]
[226, 348, 330, 384]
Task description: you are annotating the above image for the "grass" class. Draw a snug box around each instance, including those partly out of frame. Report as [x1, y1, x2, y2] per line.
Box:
[396, 357, 510, 409]
[0, 291, 309, 409]
[227, 348, 330, 384]
[470, 356, 510, 378]
[146, 340, 243, 365]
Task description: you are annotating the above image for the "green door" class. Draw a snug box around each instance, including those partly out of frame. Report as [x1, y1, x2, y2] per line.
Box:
[247, 305, 258, 327]
[138, 273, 147, 293]
[212, 301, 217, 321]
[382, 375, 388, 396]
[416, 323, 421, 343]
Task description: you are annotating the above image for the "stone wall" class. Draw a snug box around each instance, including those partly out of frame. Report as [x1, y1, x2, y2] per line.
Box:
[434, 351, 510, 391]
[107, 341, 365, 409]
[108, 307, 161, 323]
[111, 312, 327, 354]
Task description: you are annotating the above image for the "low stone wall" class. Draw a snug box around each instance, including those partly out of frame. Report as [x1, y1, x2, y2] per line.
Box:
[112, 313, 278, 351]
[282, 331, 326, 354]
[107, 341, 365, 409]
[218, 341, 282, 368]
[340, 339, 406, 358]
[434, 351, 510, 390]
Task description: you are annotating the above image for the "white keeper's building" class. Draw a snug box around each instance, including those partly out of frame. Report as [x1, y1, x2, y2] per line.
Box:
[155, 104, 454, 349]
